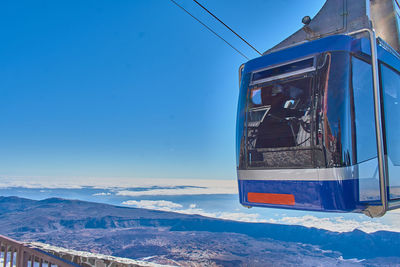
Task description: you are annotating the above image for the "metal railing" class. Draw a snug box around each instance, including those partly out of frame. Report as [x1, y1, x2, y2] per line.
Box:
[0, 235, 78, 267]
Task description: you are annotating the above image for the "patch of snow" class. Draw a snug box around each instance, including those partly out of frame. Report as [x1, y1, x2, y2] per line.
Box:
[28, 242, 175, 267]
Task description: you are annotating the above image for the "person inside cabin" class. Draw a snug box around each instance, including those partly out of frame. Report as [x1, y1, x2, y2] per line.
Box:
[255, 83, 297, 148]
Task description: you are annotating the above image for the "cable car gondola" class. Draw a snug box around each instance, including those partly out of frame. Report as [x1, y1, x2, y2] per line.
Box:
[236, 0, 400, 217]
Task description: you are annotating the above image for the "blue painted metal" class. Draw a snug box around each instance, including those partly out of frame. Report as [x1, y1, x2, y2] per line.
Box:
[244, 35, 360, 74]
[237, 34, 400, 213]
[378, 44, 400, 70]
[238, 179, 364, 212]
[243, 34, 400, 77]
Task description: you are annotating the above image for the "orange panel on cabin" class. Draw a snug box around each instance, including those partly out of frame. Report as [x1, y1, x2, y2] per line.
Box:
[247, 192, 295, 205]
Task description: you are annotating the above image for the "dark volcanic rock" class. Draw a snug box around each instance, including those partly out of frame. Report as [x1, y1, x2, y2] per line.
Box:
[0, 196, 399, 266]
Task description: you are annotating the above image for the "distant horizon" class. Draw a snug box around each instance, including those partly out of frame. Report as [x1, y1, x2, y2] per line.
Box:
[1, 175, 400, 235]
[0, 175, 238, 188]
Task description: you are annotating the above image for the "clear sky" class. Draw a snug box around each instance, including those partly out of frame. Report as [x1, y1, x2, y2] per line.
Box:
[0, 0, 325, 180]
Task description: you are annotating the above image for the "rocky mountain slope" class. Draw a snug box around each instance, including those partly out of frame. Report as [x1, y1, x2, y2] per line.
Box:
[1, 196, 399, 266]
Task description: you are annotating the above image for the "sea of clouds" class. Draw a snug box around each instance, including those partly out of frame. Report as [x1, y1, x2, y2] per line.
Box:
[1, 175, 399, 234]
[0, 176, 238, 194]
[120, 198, 400, 233]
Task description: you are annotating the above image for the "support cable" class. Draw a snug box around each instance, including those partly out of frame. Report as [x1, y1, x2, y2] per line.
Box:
[169, 0, 250, 60]
[393, 0, 400, 20]
[192, 0, 262, 56]
[395, 0, 400, 11]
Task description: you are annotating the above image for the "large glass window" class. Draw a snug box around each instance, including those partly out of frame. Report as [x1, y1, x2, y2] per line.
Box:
[245, 76, 313, 168]
[380, 63, 400, 200]
[247, 77, 313, 149]
[351, 57, 379, 202]
[238, 52, 360, 170]
[352, 57, 377, 162]
[322, 52, 353, 168]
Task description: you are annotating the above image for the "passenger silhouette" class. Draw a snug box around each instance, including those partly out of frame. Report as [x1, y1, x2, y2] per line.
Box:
[256, 84, 296, 148]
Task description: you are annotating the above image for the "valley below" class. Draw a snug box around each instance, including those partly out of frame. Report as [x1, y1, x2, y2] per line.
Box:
[1, 196, 399, 266]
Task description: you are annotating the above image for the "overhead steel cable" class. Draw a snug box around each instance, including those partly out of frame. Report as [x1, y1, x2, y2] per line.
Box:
[395, 0, 400, 11]
[169, 0, 250, 60]
[394, 0, 400, 20]
[192, 0, 262, 56]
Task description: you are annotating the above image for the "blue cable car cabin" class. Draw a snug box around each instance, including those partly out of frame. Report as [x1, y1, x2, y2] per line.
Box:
[236, 0, 400, 217]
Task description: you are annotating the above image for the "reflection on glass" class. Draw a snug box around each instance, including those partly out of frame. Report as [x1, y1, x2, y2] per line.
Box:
[246, 76, 313, 168]
[248, 78, 312, 148]
[236, 73, 251, 168]
[251, 88, 262, 105]
[323, 52, 353, 167]
[352, 57, 380, 201]
[381, 64, 400, 199]
[238, 52, 377, 170]
[352, 57, 377, 162]
[247, 106, 270, 128]
[358, 158, 380, 202]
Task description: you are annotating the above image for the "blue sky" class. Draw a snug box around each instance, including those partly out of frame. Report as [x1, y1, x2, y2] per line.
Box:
[0, 0, 325, 180]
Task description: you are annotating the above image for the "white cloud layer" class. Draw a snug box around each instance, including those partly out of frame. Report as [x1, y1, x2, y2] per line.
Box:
[121, 200, 183, 211]
[122, 199, 267, 223]
[116, 185, 236, 196]
[122, 200, 400, 233]
[267, 215, 400, 234]
[2, 176, 400, 233]
[93, 192, 112, 196]
[0, 176, 238, 195]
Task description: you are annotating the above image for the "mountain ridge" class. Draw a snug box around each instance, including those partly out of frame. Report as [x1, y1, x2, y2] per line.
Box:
[1, 196, 399, 266]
